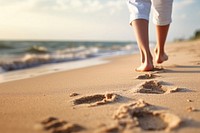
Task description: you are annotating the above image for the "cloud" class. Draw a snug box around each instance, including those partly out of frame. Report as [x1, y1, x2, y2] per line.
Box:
[0, 0, 129, 41]
[48, 0, 125, 14]
[106, 1, 124, 14]
[0, 0, 126, 15]
[172, 0, 195, 20]
[174, 0, 195, 9]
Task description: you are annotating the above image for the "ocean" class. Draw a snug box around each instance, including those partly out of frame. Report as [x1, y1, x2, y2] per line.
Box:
[0, 40, 154, 83]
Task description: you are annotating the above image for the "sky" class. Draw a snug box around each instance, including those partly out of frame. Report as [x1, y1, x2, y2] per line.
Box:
[0, 0, 200, 42]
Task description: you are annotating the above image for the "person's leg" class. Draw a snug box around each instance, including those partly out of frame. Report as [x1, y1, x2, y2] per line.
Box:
[131, 19, 153, 71]
[127, 0, 153, 71]
[155, 24, 170, 63]
[152, 0, 173, 64]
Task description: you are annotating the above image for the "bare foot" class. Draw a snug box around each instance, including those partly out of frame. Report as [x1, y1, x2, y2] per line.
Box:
[156, 53, 168, 64]
[154, 48, 168, 64]
[135, 62, 154, 72]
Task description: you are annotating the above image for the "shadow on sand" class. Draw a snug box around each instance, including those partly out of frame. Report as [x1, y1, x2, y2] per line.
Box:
[178, 118, 200, 130]
[162, 65, 200, 74]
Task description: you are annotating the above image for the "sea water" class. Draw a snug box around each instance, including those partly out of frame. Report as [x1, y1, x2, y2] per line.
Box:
[0, 40, 154, 83]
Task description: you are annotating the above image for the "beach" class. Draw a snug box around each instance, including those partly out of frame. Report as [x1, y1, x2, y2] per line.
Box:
[0, 40, 200, 133]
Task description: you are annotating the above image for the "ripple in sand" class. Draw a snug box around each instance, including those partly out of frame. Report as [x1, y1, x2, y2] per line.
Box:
[73, 93, 119, 107]
[35, 117, 85, 133]
[135, 80, 180, 94]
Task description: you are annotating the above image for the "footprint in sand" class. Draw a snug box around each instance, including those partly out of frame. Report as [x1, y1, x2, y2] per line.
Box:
[110, 100, 181, 132]
[34, 117, 85, 133]
[73, 93, 119, 107]
[136, 73, 159, 80]
[135, 80, 180, 94]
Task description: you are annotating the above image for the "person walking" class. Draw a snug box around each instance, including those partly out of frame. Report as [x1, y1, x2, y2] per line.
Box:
[127, 0, 173, 71]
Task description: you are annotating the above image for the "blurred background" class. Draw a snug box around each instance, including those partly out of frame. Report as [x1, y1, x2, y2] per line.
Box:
[0, 0, 200, 82]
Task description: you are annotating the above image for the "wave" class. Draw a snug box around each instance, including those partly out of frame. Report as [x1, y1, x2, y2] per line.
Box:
[0, 47, 100, 71]
[0, 44, 13, 49]
[0, 54, 74, 71]
[0, 43, 137, 72]
[26, 45, 49, 54]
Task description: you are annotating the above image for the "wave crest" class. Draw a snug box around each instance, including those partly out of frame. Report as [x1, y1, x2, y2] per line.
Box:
[26, 45, 49, 54]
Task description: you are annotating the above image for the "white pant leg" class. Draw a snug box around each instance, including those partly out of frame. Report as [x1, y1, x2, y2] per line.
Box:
[151, 0, 173, 26]
[127, 0, 151, 25]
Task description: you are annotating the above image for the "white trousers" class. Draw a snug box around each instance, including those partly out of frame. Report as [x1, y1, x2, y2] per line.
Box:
[127, 0, 173, 26]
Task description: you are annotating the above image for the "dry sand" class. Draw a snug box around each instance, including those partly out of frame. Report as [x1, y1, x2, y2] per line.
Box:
[0, 40, 200, 133]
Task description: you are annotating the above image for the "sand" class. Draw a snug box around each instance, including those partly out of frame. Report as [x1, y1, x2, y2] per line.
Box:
[0, 40, 200, 133]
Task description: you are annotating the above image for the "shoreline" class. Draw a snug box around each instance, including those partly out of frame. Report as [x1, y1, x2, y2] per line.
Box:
[0, 41, 158, 84]
[0, 40, 200, 133]
[0, 57, 110, 83]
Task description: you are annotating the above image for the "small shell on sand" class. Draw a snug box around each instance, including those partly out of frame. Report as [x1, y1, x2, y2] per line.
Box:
[186, 99, 193, 102]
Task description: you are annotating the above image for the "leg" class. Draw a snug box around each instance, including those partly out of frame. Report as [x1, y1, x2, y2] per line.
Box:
[152, 0, 173, 63]
[155, 24, 170, 63]
[131, 19, 154, 71]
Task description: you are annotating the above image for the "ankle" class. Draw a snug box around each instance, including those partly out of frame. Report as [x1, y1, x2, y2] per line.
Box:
[144, 58, 153, 66]
[157, 49, 165, 56]
[146, 53, 153, 62]
[155, 46, 164, 54]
